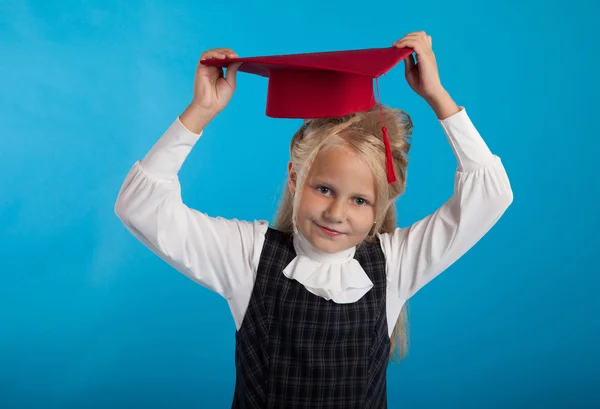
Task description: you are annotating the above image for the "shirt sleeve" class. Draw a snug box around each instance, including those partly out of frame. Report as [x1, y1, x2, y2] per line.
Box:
[379, 107, 513, 301]
[114, 117, 268, 300]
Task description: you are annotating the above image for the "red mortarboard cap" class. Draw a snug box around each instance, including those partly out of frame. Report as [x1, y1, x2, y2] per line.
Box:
[201, 47, 414, 183]
[201, 47, 413, 119]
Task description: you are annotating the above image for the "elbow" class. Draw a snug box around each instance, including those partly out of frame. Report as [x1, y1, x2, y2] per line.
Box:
[499, 184, 514, 212]
[113, 171, 136, 224]
[114, 197, 125, 220]
[505, 186, 514, 208]
[492, 175, 514, 219]
[488, 155, 514, 214]
[114, 184, 137, 226]
[500, 170, 514, 209]
[114, 194, 131, 225]
[112, 162, 171, 230]
[489, 159, 514, 214]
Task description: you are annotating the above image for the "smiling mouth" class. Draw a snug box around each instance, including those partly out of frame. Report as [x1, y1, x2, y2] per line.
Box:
[315, 223, 344, 236]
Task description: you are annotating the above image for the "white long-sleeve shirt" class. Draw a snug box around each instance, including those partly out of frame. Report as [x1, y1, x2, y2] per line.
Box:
[114, 107, 513, 336]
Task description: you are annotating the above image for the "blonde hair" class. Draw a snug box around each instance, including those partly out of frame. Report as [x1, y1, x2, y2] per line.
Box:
[273, 103, 413, 361]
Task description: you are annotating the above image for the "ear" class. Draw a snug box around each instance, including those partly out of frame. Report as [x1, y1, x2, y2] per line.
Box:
[287, 161, 297, 196]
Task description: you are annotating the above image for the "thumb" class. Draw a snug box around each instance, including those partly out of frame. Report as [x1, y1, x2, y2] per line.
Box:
[225, 62, 243, 88]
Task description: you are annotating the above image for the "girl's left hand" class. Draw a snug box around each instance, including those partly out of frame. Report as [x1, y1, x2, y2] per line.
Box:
[393, 32, 444, 101]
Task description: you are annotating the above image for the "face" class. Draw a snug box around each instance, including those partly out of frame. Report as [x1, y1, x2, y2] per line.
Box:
[288, 145, 377, 254]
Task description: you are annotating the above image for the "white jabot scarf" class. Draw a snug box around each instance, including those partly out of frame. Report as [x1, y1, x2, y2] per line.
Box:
[282, 232, 374, 303]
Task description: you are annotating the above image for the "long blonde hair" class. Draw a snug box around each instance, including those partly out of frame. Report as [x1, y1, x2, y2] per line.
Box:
[272, 103, 413, 361]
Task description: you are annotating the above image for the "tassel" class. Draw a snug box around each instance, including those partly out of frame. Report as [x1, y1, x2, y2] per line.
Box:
[375, 77, 396, 184]
[382, 126, 397, 183]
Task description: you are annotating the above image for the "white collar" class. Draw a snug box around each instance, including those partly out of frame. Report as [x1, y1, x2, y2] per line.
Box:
[282, 232, 374, 303]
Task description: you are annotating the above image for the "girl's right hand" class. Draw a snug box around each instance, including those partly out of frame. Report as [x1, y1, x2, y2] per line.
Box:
[192, 48, 242, 115]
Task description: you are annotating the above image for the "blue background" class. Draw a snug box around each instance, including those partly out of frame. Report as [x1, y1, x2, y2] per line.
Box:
[1, 0, 598, 408]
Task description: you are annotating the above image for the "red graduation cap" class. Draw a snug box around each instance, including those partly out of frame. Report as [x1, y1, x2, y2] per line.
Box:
[201, 47, 414, 183]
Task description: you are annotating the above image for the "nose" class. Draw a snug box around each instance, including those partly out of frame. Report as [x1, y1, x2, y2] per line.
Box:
[324, 198, 346, 223]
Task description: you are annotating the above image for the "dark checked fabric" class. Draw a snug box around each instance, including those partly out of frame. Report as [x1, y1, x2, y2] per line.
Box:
[231, 228, 390, 409]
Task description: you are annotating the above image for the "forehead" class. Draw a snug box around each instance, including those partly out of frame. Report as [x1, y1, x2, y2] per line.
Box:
[309, 145, 376, 196]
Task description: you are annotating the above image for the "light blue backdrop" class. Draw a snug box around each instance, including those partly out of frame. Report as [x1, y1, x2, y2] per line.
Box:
[1, 0, 598, 408]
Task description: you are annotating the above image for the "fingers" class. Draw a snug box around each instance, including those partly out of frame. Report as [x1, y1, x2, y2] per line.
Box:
[394, 32, 435, 70]
[394, 36, 430, 52]
[199, 48, 238, 65]
[393, 31, 435, 77]
[203, 48, 238, 58]
[395, 31, 430, 43]
[393, 31, 433, 53]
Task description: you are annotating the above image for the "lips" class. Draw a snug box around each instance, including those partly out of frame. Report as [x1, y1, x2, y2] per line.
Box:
[316, 223, 343, 236]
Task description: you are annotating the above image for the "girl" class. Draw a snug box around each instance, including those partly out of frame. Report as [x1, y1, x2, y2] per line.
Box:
[115, 31, 513, 408]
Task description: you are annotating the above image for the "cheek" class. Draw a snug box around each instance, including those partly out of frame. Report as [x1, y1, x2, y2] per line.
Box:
[297, 190, 324, 218]
[350, 208, 376, 232]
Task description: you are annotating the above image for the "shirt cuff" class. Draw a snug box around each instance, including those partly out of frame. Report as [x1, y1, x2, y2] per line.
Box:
[139, 117, 203, 180]
[439, 107, 495, 172]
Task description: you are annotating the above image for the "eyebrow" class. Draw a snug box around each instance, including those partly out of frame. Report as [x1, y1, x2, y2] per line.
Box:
[312, 179, 375, 202]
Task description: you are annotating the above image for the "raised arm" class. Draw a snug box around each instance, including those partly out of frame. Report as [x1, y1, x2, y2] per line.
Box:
[114, 49, 267, 300]
[114, 111, 267, 299]
[380, 101, 513, 301]
[380, 33, 514, 300]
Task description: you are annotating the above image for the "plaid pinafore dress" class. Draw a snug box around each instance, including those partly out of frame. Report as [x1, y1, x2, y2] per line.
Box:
[231, 228, 390, 409]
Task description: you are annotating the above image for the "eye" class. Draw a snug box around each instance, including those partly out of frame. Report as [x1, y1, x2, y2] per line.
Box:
[354, 197, 369, 206]
[317, 186, 331, 195]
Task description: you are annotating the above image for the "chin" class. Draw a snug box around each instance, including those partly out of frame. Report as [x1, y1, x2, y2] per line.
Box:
[307, 232, 350, 254]
[312, 239, 343, 253]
